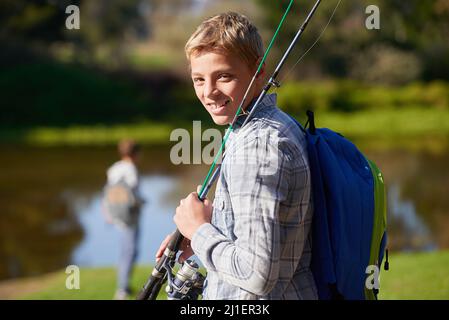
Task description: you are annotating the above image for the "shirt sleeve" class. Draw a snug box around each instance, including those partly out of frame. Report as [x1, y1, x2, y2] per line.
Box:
[107, 162, 138, 188]
[191, 133, 292, 296]
[124, 166, 139, 189]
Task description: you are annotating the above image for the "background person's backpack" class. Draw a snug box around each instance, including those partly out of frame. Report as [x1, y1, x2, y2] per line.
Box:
[103, 180, 140, 227]
[289, 111, 388, 300]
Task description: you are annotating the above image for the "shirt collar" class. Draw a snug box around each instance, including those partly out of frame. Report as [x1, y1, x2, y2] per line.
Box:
[233, 93, 277, 128]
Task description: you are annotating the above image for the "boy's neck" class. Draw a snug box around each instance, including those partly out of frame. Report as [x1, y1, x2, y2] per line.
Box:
[122, 156, 134, 163]
[243, 89, 263, 113]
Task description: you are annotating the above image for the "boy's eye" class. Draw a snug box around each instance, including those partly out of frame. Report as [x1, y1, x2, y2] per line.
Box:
[193, 77, 204, 84]
[218, 74, 232, 81]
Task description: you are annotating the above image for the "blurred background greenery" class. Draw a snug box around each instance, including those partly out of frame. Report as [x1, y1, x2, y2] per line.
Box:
[1, 0, 449, 299]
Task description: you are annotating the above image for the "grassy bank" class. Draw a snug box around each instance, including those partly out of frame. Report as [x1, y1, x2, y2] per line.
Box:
[8, 122, 176, 146]
[0, 266, 168, 300]
[1, 250, 448, 300]
[1, 108, 448, 152]
[378, 250, 449, 300]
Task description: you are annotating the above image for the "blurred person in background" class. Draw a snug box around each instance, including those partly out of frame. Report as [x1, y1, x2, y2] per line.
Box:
[103, 139, 145, 300]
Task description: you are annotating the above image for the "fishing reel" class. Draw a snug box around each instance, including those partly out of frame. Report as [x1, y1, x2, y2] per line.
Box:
[164, 259, 205, 300]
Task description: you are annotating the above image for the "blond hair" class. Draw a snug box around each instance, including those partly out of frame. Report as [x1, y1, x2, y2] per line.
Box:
[185, 12, 264, 70]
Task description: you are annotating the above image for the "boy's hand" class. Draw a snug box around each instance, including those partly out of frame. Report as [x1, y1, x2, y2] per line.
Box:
[174, 189, 212, 240]
[155, 232, 193, 263]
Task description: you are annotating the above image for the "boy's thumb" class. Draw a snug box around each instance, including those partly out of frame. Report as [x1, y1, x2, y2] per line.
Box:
[204, 199, 212, 208]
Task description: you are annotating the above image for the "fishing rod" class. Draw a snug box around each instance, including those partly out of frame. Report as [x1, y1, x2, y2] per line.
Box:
[137, 0, 322, 300]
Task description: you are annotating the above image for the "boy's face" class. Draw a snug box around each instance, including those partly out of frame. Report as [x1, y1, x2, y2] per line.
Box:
[190, 51, 260, 125]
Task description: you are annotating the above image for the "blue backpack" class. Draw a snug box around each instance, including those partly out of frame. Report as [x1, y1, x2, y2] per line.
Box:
[289, 111, 388, 300]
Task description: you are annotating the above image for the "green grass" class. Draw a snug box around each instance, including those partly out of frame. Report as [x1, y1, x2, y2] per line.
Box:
[21, 122, 176, 146]
[18, 266, 169, 300]
[292, 107, 449, 153]
[379, 250, 449, 300]
[315, 108, 449, 140]
[3, 108, 447, 151]
[2, 250, 448, 300]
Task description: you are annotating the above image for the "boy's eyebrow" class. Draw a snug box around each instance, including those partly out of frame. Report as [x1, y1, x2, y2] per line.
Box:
[191, 69, 235, 77]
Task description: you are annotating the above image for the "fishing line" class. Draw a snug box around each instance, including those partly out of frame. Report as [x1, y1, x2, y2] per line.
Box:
[272, 0, 342, 93]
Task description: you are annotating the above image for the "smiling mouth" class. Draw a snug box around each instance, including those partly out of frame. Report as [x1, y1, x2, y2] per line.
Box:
[209, 99, 231, 110]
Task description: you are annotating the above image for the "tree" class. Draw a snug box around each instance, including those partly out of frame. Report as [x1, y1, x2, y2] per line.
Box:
[0, 0, 149, 67]
[255, 0, 449, 83]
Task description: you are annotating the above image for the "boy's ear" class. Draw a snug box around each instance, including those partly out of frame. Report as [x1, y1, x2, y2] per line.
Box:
[254, 57, 265, 78]
[256, 62, 266, 79]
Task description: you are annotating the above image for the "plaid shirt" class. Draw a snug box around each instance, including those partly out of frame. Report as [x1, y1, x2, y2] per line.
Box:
[191, 94, 317, 300]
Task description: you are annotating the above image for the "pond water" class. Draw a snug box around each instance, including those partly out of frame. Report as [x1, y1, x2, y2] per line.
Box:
[0, 144, 448, 281]
[71, 175, 178, 267]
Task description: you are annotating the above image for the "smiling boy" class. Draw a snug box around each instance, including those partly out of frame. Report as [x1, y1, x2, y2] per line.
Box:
[157, 12, 317, 300]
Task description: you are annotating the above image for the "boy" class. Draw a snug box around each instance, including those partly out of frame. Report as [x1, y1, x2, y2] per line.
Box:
[157, 12, 317, 300]
[104, 139, 144, 299]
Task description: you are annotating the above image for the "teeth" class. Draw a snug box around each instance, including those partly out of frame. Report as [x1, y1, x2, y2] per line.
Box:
[209, 100, 230, 109]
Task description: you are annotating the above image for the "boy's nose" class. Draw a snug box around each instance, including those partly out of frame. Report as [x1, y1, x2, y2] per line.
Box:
[204, 81, 220, 99]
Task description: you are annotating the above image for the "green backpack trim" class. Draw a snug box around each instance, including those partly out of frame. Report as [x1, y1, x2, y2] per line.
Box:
[364, 159, 387, 300]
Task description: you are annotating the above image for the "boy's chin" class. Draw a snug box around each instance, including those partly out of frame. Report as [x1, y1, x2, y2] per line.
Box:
[211, 115, 231, 125]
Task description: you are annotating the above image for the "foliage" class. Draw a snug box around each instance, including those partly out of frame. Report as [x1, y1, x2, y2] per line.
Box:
[2, 1, 449, 82]
[0, 61, 150, 126]
[0, 0, 147, 67]
[255, 0, 449, 83]
[0, 58, 210, 128]
[0, 0, 79, 43]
